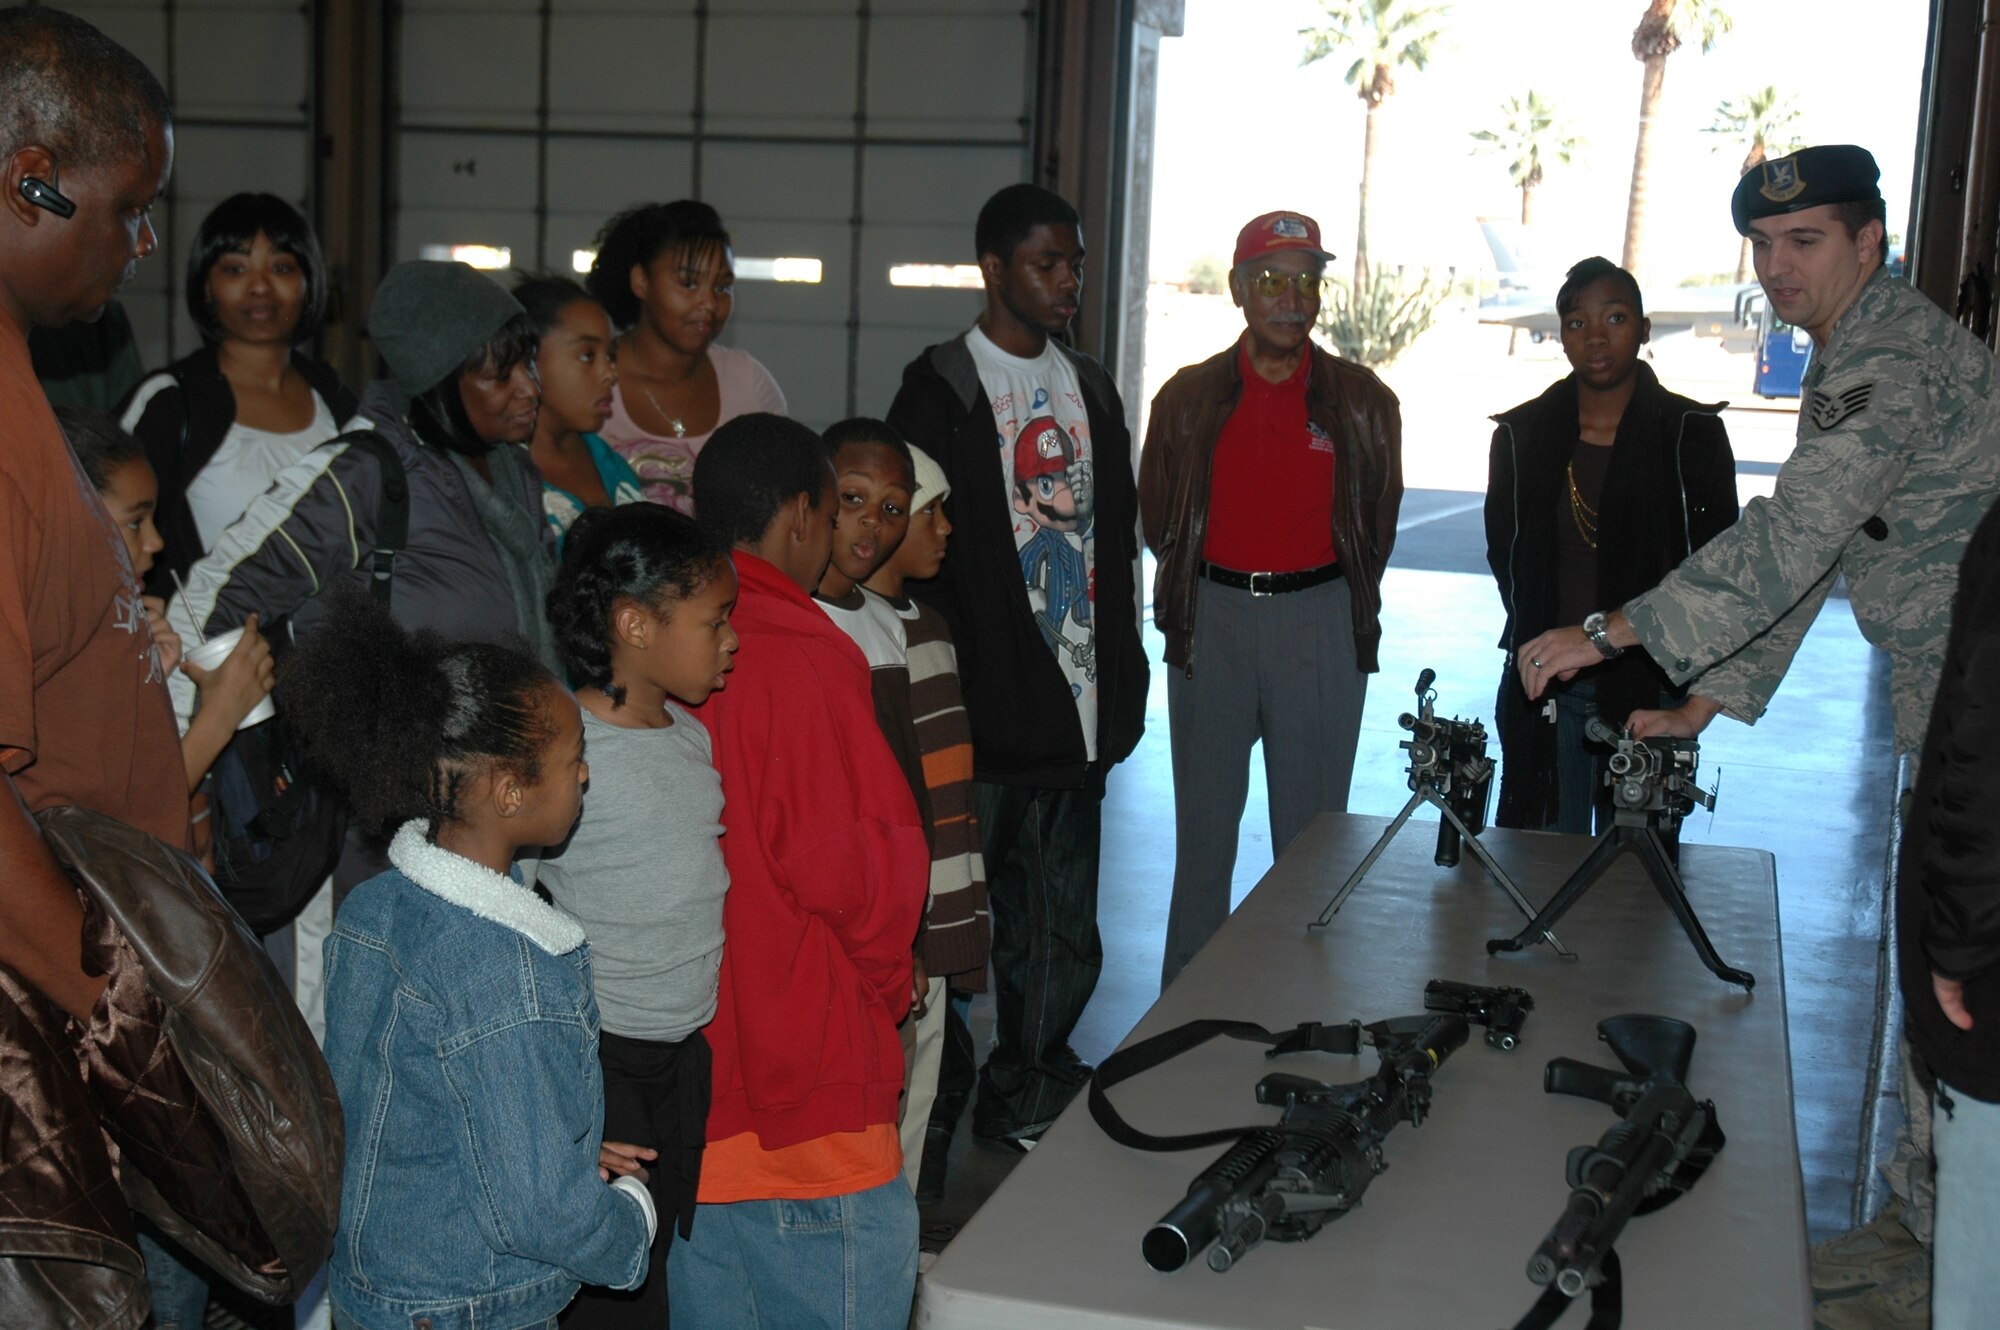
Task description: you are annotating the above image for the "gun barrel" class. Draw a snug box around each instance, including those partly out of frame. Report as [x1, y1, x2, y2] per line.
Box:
[1207, 1191, 1286, 1272]
[1142, 1132, 1283, 1273]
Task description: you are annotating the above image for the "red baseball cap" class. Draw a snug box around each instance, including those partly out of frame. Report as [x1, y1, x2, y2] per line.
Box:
[1233, 211, 1333, 268]
[1013, 416, 1072, 482]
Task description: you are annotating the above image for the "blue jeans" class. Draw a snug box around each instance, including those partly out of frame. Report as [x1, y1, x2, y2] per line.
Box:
[1933, 1080, 2000, 1330]
[333, 1313, 552, 1330]
[664, 1178, 918, 1330]
[971, 779, 1104, 1140]
[138, 1224, 211, 1330]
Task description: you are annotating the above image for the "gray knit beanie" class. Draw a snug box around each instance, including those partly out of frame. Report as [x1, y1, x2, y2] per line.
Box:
[367, 261, 526, 398]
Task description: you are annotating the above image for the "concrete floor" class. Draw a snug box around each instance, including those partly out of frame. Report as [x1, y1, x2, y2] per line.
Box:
[921, 488, 1900, 1252]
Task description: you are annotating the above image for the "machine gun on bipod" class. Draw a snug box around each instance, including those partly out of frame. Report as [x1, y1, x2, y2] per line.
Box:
[1085, 982, 1533, 1274]
[1507, 1014, 1726, 1330]
[1488, 721, 1750, 988]
[1312, 671, 1569, 956]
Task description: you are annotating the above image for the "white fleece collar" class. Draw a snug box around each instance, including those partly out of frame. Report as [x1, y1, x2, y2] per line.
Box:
[388, 821, 586, 956]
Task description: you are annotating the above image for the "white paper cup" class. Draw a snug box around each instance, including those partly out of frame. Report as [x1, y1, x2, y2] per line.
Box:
[182, 626, 277, 729]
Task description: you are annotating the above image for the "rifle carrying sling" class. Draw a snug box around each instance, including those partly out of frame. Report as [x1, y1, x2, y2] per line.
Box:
[1087, 1016, 1409, 1151]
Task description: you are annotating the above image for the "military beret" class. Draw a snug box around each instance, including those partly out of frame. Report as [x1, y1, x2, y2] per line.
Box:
[1731, 145, 1882, 236]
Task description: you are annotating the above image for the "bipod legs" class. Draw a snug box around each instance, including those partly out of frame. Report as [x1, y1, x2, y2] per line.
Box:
[1486, 822, 1755, 990]
[1313, 787, 1573, 959]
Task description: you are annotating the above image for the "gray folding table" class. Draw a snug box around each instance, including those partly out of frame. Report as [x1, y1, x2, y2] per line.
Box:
[915, 812, 1810, 1330]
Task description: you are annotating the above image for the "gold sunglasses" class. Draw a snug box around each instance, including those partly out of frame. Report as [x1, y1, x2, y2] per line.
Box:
[1248, 271, 1328, 300]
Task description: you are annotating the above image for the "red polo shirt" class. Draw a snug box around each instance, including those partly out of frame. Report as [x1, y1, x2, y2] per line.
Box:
[1200, 341, 1336, 572]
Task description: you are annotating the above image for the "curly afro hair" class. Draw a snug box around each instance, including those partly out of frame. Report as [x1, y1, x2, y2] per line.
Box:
[277, 590, 561, 840]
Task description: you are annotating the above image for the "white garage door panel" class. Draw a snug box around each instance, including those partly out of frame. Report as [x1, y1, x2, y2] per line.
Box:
[700, 142, 852, 222]
[394, 0, 1031, 419]
[398, 136, 541, 216]
[399, 9, 541, 129]
[869, 0, 1021, 13]
[545, 139, 699, 236]
[866, 15, 1028, 141]
[723, 319, 846, 427]
[54, 1, 313, 369]
[862, 144, 1024, 226]
[550, 0, 697, 15]
[396, 208, 538, 269]
[703, 15, 860, 138]
[855, 325, 962, 421]
[173, 8, 309, 121]
[548, 15, 699, 133]
[724, 223, 852, 323]
[170, 126, 309, 205]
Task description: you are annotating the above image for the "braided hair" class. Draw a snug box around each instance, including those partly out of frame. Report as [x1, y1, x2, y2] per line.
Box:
[547, 504, 729, 708]
[278, 591, 559, 839]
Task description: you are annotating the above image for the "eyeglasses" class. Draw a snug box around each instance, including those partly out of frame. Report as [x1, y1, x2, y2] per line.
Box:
[1247, 270, 1328, 300]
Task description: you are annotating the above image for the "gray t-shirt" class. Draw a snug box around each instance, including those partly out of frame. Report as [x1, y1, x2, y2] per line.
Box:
[539, 702, 729, 1042]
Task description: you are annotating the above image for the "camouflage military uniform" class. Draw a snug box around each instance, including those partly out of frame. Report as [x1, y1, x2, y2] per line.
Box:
[1624, 270, 2000, 753]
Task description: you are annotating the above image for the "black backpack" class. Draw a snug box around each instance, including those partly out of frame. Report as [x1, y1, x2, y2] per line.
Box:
[201, 429, 409, 934]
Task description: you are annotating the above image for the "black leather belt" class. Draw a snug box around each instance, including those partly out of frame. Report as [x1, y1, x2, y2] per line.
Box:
[1200, 561, 1343, 595]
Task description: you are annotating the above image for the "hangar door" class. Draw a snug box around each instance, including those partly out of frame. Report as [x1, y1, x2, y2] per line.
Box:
[54, 0, 317, 370]
[395, 0, 1034, 427]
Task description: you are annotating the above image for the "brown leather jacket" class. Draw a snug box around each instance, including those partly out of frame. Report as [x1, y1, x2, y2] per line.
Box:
[1139, 340, 1404, 675]
[0, 807, 342, 1328]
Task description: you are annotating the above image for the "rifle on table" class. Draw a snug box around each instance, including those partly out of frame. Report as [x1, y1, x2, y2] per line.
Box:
[1510, 1015, 1726, 1330]
[1086, 981, 1531, 1275]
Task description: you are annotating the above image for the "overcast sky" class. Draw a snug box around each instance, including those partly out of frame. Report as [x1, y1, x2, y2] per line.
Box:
[1149, 0, 1930, 285]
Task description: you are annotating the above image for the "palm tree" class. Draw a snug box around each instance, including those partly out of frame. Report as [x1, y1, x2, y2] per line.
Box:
[1300, 0, 1451, 290]
[1622, 0, 1732, 277]
[1470, 90, 1583, 229]
[1707, 86, 1804, 280]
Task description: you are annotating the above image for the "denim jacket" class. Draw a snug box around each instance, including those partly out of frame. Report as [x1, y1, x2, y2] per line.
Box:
[323, 823, 652, 1330]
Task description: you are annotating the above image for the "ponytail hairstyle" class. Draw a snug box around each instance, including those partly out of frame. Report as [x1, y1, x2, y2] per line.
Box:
[547, 503, 730, 708]
[55, 406, 147, 491]
[278, 590, 560, 839]
[511, 272, 596, 337]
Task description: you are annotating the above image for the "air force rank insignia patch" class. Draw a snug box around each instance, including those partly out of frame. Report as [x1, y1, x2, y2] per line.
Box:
[1809, 382, 1873, 430]
[1761, 157, 1806, 204]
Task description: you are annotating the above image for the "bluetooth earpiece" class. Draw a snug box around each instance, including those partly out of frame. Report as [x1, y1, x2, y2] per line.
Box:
[19, 175, 76, 220]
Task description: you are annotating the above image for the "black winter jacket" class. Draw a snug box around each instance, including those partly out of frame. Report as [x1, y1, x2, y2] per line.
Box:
[1485, 363, 1737, 826]
[120, 345, 360, 600]
[887, 333, 1147, 788]
[1900, 496, 2000, 1102]
[164, 380, 547, 724]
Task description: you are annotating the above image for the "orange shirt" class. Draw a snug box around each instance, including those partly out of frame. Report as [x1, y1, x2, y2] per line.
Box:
[696, 1124, 901, 1204]
[0, 320, 189, 848]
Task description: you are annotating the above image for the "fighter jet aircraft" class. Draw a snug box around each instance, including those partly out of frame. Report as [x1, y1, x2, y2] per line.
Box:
[1474, 218, 1756, 341]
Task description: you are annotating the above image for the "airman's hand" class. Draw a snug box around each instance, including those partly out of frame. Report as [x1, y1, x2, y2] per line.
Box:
[1933, 972, 1974, 1032]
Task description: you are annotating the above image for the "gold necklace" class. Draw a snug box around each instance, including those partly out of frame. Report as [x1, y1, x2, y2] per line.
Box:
[1567, 462, 1600, 550]
[638, 383, 687, 438]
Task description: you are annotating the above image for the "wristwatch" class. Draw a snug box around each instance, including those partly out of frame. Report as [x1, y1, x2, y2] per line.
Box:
[1582, 611, 1624, 660]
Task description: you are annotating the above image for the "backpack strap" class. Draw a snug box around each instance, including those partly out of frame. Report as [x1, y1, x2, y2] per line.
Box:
[320, 429, 410, 605]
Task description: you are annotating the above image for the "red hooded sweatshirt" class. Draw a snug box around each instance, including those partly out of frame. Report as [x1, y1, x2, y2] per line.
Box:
[694, 552, 929, 1151]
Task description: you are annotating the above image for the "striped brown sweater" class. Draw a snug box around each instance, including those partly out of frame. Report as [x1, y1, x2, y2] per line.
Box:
[869, 591, 991, 989]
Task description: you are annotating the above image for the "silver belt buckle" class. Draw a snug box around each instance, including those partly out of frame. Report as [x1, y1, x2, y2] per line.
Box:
[1249, 571, 1274, 597]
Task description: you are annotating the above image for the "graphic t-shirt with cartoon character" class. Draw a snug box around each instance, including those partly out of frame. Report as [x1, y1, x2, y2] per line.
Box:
[966, 326, 1097, 762]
